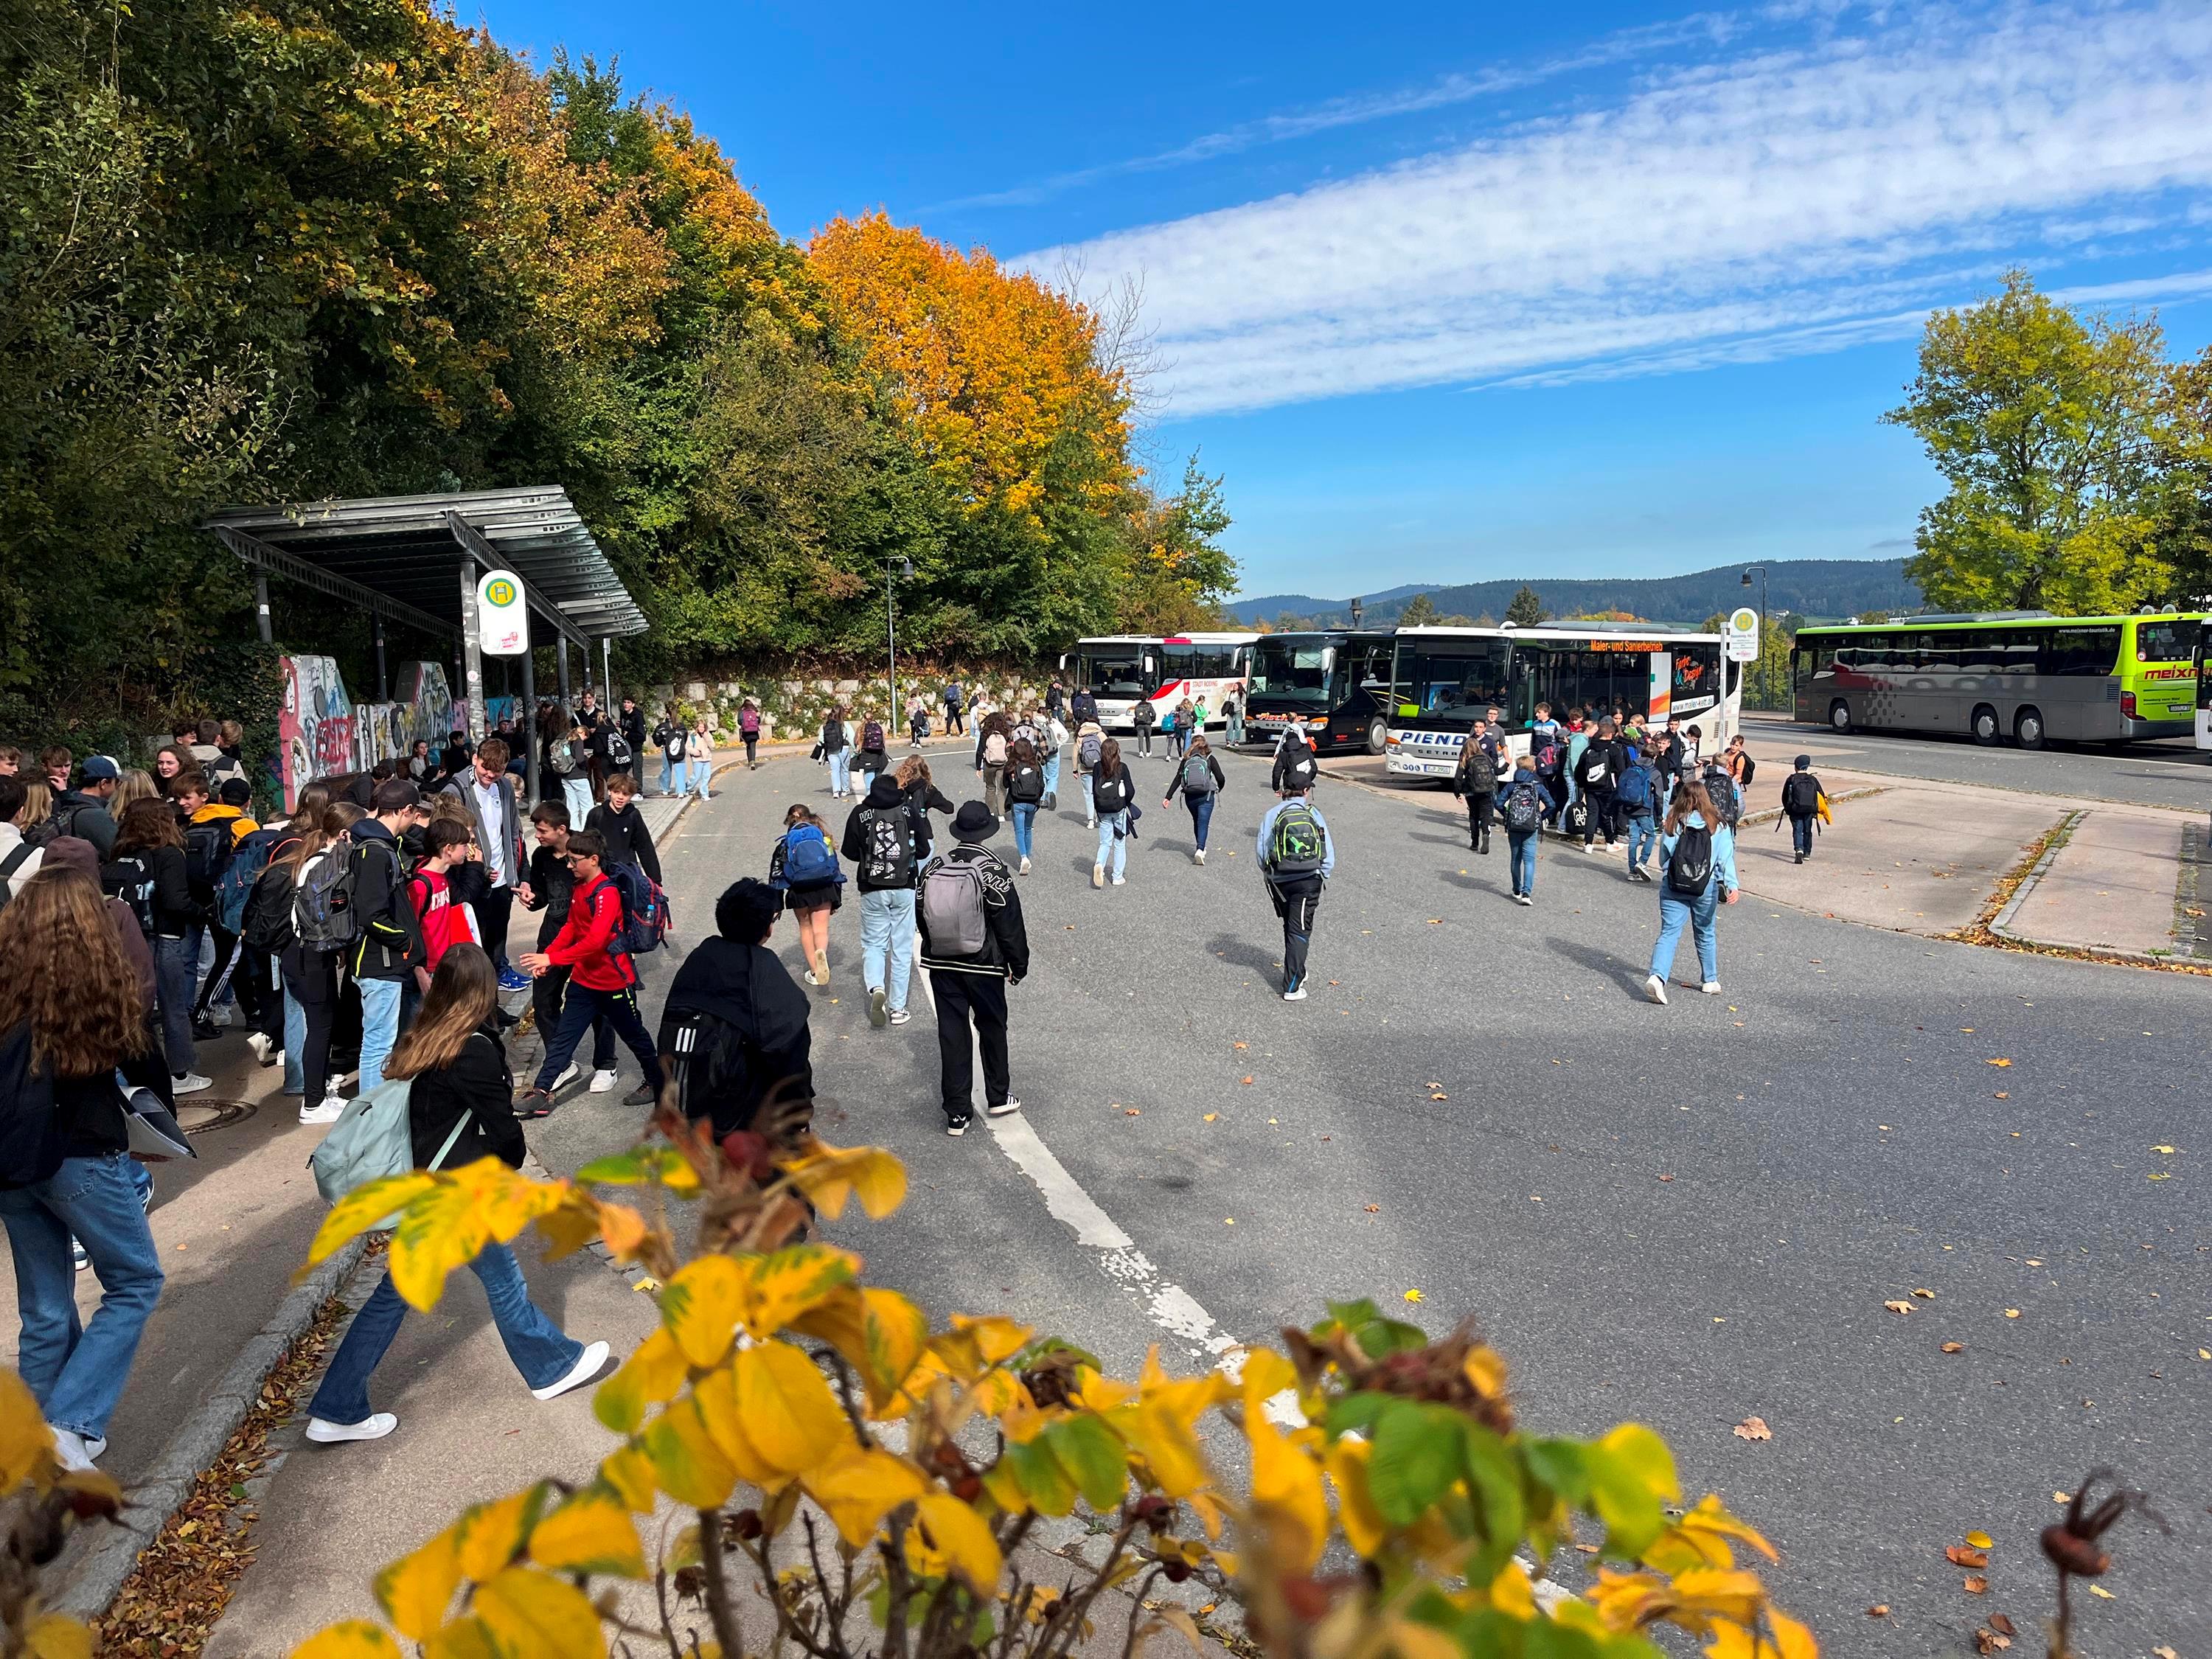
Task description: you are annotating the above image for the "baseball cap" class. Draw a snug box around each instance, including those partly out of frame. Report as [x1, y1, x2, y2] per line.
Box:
[80, 755, 119, 782]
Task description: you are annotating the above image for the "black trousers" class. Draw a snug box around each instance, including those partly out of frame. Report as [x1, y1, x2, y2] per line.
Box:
[931, 970, 1009, 1121]
[945, 705, 965, 734]
[1582, 785, 1618, 845]
[479, 883, 516, 972]
[535, 982, 662, 1093]
[533, 964, 613, 1073]
[1464, 792, 1494, 850]
[194, 924, 246, 1019]
[1268, 876, 1323, 991]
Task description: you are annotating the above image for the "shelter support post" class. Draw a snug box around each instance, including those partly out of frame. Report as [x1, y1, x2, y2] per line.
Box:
[254, 574, 272, 645]
[601, 637, 612, 708]
[459, 557, 487, 742]
[557, 636, 571, 714]
[374, 616, 388, 701]
[521, 636, 539, 805]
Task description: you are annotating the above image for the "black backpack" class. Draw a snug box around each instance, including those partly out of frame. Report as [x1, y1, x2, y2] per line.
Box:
[821, 717, 846, 754]
[241, 860, 298, 954]
[1502, 782, 1545, 834]
[184, 820, 233, 894]
[1666, 822, 1715, 895]
[857, 807, 917, 888]
[105, 852, 159, 937]
[1008, 762, 1045, 804]
[1092, 765, 1131, 815]
[660, 1004, 763, 1136]
[1781, 772, 1818, 818]
[25, 798, 94, 852]
[861, 720, 885, 753]
[1281, 749, 1317, 790]
[1576, 744, 1612, 789]
[603, 729, 633, 768]
[1701, 762, 1740, 827]
[1458, 742, 1498, 795]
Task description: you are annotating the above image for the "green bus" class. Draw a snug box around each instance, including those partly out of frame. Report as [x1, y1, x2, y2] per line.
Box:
[1792, 611, 2202, 748]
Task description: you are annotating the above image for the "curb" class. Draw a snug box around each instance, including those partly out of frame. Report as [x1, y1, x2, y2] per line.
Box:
[53, 1234, 369, 1618]
[1985, 809, 2085, 948]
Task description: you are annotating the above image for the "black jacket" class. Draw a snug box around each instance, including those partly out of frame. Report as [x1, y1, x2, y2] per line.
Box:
[619, 707, 647, 761]
[410, 1026, 528, 1169]
[1575, 737, 1622, 790]
[1164, 751, 1225, 801]
[917, 844, 1029, 979]
[107, 843, 198, 938]
[50, 793, 117, 859]
[841, 774, 920, 891]
[658, 936, 815, 1140]
[585, 801, 662, 885]
[1272, 743, 1318, 793]
[522, 843, 579, 947]
[348, 816, 425, 983]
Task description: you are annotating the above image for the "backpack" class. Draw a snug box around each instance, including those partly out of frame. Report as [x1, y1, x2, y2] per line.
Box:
[216, 830, 278, 933]
[1180, 754, 1217, 796]
[862, 720, 885, 753]
[1576, 745, 1611, 789]
[1091, 765, 1131, 815]
[0, 1024, 66, 1188]
[1503, 783, 1545, 834]
[0, 842, 35, 915]
[1617, 765, 1652, 812]
[602, 861, 671, 958]
[27, 798, 95, 852]
[184, 819, 233, 894]
[1458, 743, 1498, 795]
[1781, 772, 1818, 818]
[740, 707, 761, 736]
[550, 740, 582, 777]
[920, 857, 990, 956]
[1534, 738, 1563, 776]
[1562, 795, 1590, 838]
[667, 729, 687, 759]
[782, 823, 838, 885]
[1666, 822, 1715, 895]
[1008, 762, 1045, 805]
[820, 718, 846, 754]
[102, 852, 159, 937]
[603, 729, 633, 768]
[240, 860, 298, 954]
[1265, 802, 1327, 876]
[858, 807, 917, 888]
[1281, 749, 1317, 790]
[1079, 733, 1102, 769]
[308, 1071, 474, 1208]
[1701, 762, 1740, 827]
[661, 1004, 765, 1134]
[982, 731, 1008, 766]
[293, 844, 361, 950]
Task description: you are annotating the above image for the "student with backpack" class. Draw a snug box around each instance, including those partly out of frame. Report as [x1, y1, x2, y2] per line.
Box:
[283, 801, 360, 1121]
[1036, 709, 1068, 810]
[1644, 776, 1739, 1004]
[918, 801, 1029, 1135]
[46, 755, 119, 858]
[549, 718, 594, 827]
[1073, 719, 1106, 827]
[652, 709, 685, 797]
[973, 712, 1012, 815]
[108, 798, 209, 1096]
[1700, 756, 1742, 832]
[1779, 754, 1826, 863]
[1573, 717, 1624, 851]
[1088, 737, 1138, 888]
[1004, 738, 1048, 875]
[1256, 779, 1334, 999]
[515, 831, 664, 1114]
[302, 945, 607, 1445]
[907, 694, 932, 747]
[768, 804, 843, 987]
[855, 712, 889, 796]
[585, 773, 662, 886]
[820, 706, 853, 801]
[688, 712, 716, 799]
[514, 801, 612, 1096]
[1069, 685, 1098, 730]
[1500, 754, 1548, 905]
[1130, 698, 1157, 759]
[343, 778, 428, 1103]
[240, 785, 328, 1093]
[1617, 746, 1660, 882]
[1448, 718, 1500, 852]
[1528, 703, 1566, 826]
[894, 755, 957, 863]
[1271, 726, 1319, 796]
[841, 773, 921, 1028]
[942, 681, 966, 737]
[1163, 734, 1225, 864]
[658, 878, 815, 1143]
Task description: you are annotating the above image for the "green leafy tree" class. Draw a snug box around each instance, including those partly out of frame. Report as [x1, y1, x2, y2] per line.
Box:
[1397, 593, 1439, 625]
[1505, 585, 1547, 626]
[2149, 344, 2212, 605]
[1885, 269, 2170, 614]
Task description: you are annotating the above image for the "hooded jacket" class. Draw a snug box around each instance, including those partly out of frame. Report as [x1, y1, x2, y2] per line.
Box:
[658, 935, 815, 1139]
[841, 773, 920, 891]
[348, 815, 427, 983]
[917, 842, 1029, 978]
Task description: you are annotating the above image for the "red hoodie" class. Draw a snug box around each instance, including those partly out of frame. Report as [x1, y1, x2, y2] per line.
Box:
[544, 872, 633, 991]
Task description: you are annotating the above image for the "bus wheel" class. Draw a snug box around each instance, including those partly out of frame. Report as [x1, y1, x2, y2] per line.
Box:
[2014, 706, 2046, 750]
[1366, 715, 1389, 755]
[1827, 700, 1852, 734]
[1971, 705, 2000, 745]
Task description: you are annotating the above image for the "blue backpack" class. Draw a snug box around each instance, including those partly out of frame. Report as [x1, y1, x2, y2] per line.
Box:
[782, 823, 838, 886]
[216, 827, 282, 933]
[1617, 762, 1652, 813]
[601, 860, 671, 959]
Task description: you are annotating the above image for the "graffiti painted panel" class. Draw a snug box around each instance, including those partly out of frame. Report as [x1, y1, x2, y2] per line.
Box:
[278, 656, 357, 813]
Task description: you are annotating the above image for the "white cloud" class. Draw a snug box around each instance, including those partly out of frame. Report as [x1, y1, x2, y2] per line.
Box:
[1018, 1, 2212, 416]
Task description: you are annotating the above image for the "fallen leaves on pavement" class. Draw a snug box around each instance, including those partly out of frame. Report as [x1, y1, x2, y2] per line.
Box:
[1885, 1300, 1913, 1315]
[1732, 1416, 1772, 1441]
[1946, 1545, 1989, 1569]
[1986, 1057, 2013, 1068]
[1941, 1341, 1965, 1353]
[1964, 1574, 1988, 1594]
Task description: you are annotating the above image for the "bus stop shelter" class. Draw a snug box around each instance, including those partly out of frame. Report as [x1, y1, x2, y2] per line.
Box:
[205, 487, 648, 803]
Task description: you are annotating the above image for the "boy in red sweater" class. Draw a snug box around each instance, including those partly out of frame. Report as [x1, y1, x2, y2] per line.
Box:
[515, 831, 665, 1117]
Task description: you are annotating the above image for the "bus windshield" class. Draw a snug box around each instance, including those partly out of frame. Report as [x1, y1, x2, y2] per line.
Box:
[1248, 639, 1330, 704]
[1079, 650, 1150, 698]
[2137, 619, 2197, 663]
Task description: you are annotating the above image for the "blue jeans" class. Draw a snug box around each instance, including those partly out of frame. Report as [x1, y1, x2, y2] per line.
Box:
[1095, 811, 1128, 880]
[153, 936, 196, 1074]
[1651, 884, 1721, 984]
[561, 776, 594, 826]
[0, 1152, 164, 1440]
[1626, 812, 1658, 872]
[307, 1242, 581, 1426]
[1792, 815, 1814, 856]
[1009, 802, 1038, 859]
[1081, 773, 1095, 820]
[280, 957, 306, 1093]
[689, 754, 714, 797]
[858, 888, 916, 1012]
[357, 977, 403, 1098]
[827, 751, 851, 796]
[658, 752, 678, 793]
[1186, 792, 1216, 850]
[1042, 751, 1061, 801]
[1509, 832, 1537, 896]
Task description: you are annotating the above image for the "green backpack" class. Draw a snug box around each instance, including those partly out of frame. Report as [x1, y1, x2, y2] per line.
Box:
[1266, 803, 1326, 876]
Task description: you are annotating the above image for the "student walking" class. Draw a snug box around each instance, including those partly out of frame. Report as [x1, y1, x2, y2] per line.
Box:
[516, 801, 613, 1096]
[942, 680, 966, 737]
[1574, 718, 1623, 849]
[1449, 718, 1500, 852]
[1256, 780, 1333, 999]
[1644, 776, 1739, 1004]
[1163, 734, 1224, 864]
[1073, 719, 1105, 826]
[973, 712, 1012, 816]
[439, 740, 526, 990]
[0, 869, 166, 1470]
[895, 756, 957, 863]
[304, 945, 608, 1444]
[1131, 698, 1156, 759]
[819, 706, 852, 801]
[1618, 747, 1660, 881]
[658, 879, 815, 1141]
[907, 695, 931, 747]
[1271, 724, 1319, 796]
[1004, 738, 1046, 874]
[1038, 709, 1068, 810]
[107, 797, 209, 1095]
[854, 712, 889, 796]
[653, 709, 685, 797]
[739, 699, 762, 769]
[1088, 737, 1136, 888]
[688, 712, 716, 799]
[1780, 754, 1825, 863]
[349, 780, 428, 1100]
[585, 774, 662, 886]
[768, 804, 843, 987]
[917, 802, 1029, 1135]
[517, 832, 666, 1113]
[1500, 755, 1547, 904]
[550, 720, 594, 827]
[281, 802, 359, 1121]
[841, 774, 920, 1028]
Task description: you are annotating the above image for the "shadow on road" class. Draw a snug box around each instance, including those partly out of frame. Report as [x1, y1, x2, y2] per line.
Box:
[1204, 933, 1283, 976]
[1543, 935, 1649, 1001]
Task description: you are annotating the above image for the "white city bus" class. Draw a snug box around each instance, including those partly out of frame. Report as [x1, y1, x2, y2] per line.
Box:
[1064, 633, 1257, 734]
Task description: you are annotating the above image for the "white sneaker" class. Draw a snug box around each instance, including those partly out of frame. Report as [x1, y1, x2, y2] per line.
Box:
[532, 1340, 610, 1401]
[1092, 864, 1104, 888]
[208, 1004, 234, 1028]
[1644, 975, 1669, 1006]
[1515, 894, 1533, 906]
[588, 1068, 619, 1094]
[83, 1436, 105, 1462]
[1282, 985, 1308, 1001]
[171, 1072, 212, 1096]
[306, 1412, 398, 1444]
[987, 1097, 1022, 1118]
[1110, 873, 1125, 886]
[246, 1031, 276, 1065]
[299, 1094, 347, 1125]
[1193, 849, 1206, 865]
[888, 1009, 912, 1026]
[869, 987, 888, 1029]
[552, 1062, 581, 1093]
[49, 1428, 96, 1472]
[1086, 819, 1097, 830]
[1701, 981, 1722, 995]
[803, 970, 824, 986]
[1019, 857, 1032, 875]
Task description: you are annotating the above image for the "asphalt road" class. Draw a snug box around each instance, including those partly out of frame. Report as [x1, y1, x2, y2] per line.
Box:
[531, 747, 2210, 1658]
[1742, 711, 2211, 810]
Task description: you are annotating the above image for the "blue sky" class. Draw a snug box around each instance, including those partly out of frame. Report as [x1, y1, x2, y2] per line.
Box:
[479, 0, 2212, 601]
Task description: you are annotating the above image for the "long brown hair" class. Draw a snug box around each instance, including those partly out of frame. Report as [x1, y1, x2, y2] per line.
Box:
[0, 871, 149, 1074]
[386, 944, 498, 1080]
[114, 796, 183, 855]
[1009, 737, 1037, 768]
[1664, 776, 1717, 837]
[1097, 737, 1123, 778]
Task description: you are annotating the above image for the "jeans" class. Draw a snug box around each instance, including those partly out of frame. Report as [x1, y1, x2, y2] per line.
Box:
[1186, 792, 1216, 850]
[534, 965, 613, 1073]
[307, 1242, 581, 1426]
[561, 776, 594, 826]
[1792, 815, 1814, 857]
[281, 964, 307, 1093]
[1626, 812, 1659, 872]
[0, 1152, 164, 1440]
[535, 982, 664, 1093]
[153, 936, 196, 1074]
[1081, 773, 1095, 821]
[658, 752, 678, 793]
[827, 750, 852, 796]
[1509, 831, 1537, 897]
[1227, 711, 1245, 744]
[1094, 810, 1128, 880]
[1042, 751, 1061, 802]
[357, 976, 403, 1098]
[1651, 883, 1722, 984]
[1268, 877, 1321, 990]
[1009, 802, 1038, 860]
[931, 970, 1008, 1121]
[690, 754, 714, 797]
[858, 888, 916, 1013]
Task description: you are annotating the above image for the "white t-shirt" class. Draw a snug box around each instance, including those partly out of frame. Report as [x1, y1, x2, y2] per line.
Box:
[470, 776, 510, 887]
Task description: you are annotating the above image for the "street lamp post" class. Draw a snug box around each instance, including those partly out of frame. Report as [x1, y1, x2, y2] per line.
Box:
[1739, 566, 1770, 722]
[886, 557, 914, 730]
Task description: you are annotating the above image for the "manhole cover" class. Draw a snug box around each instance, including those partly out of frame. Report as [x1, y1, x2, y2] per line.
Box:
[177, 1099, 256, 1135]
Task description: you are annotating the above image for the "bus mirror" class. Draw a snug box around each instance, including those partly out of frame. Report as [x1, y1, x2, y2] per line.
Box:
[1321, 647, 1337, 674]
[1143, 655, 1155, 676]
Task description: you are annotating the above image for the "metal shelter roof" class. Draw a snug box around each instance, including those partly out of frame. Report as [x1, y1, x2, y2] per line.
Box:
[205, 487, 647, 649]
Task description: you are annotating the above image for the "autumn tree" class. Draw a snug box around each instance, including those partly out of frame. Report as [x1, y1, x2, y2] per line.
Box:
[1506, 585, 1547, 626]
[1885, 269, 2171, 614]
[2150, 343, 2212, 605]
[1398, 594, 1439, 625]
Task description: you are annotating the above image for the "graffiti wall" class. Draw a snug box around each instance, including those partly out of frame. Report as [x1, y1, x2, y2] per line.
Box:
[350, 662, 458, 771]
[279, 655, 358, 813]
